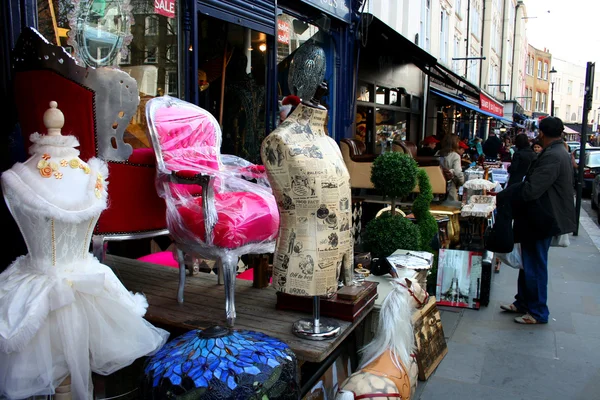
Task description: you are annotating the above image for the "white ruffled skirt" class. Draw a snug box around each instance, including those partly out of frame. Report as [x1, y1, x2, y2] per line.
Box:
[0, 254, 169, 399]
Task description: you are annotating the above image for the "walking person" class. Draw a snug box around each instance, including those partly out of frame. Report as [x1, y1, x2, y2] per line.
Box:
[499, 117, 576, 324]
[482, 129, 502, 160]
[439, 135, 465, 202]
[507, 133, 537, 187]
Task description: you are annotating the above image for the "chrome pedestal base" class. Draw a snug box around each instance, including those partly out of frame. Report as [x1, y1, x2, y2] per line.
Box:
[292, 317, 341, 340]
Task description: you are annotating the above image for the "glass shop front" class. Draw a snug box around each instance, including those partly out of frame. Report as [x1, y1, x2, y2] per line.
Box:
[35, 0, 357, 163]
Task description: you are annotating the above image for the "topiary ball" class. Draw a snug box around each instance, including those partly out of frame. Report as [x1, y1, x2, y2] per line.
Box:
[363, 213, 420, 259]
[370, 152, 418, 200]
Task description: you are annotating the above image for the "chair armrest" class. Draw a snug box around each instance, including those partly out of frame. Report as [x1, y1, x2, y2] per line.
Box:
[351, 154, 378, 162]
[414, 156, 441, 167]
[171, 170, 212, 186]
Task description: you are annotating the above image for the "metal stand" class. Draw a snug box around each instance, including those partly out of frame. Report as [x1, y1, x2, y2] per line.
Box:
[292, 296, 341, 340]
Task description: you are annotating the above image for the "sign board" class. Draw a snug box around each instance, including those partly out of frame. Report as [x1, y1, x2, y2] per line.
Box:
[479, 92, 504, 117]
[155, 0, 175, 18]
[301, 0, 351, 23]
[277, 20, 290, 44]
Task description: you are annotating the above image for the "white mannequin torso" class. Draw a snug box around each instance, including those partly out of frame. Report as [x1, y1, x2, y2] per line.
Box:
[262, 103, 353, 296]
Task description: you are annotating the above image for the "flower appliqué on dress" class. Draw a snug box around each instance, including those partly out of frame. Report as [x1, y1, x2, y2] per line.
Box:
[95, 172, 104, 199]
[37, 155, 92, 179]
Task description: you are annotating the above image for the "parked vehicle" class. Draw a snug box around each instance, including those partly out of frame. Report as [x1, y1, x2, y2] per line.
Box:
[574, 149, 600, 194]
[592, 174, 600, 213]
[566, 141, 580, 153]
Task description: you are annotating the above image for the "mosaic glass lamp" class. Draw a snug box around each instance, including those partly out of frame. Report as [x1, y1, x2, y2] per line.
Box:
[141, 326, 300, 400]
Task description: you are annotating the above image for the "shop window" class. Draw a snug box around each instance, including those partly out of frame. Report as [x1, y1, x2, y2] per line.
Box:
[37, 0, 180, 150]
[145, 15, 159, 36]
[277, 12, 336, 139]
[535, 92, 540, 111]
[376, 86, 387, 104]
[145, 46, 157, 63]
[195, 15, 269, 163]
[166, 70, 178, 96]
[357, 82, 373, 102]
[541, 93, 546, 112]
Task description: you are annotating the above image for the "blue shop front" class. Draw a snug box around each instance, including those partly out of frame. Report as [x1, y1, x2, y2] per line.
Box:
[0, 0, 367, 398]
[1, 0, 363, 261]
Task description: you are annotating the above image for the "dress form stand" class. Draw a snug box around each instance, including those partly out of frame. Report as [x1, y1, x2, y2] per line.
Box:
[262, 82, 353, 341]
[42, 101, 73, 400]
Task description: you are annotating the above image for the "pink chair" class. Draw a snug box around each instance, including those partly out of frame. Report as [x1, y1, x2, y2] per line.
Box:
[145, 96, 279, 327]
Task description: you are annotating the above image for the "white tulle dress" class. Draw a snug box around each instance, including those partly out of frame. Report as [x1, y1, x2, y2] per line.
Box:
[0, 134, 169, 399]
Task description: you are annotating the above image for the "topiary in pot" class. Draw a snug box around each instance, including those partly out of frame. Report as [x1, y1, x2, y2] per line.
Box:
[370, 152, 418, 216]
[364, 152, 420, 266]
[413, 168, 438, 252]
[412, 168, 440, 292]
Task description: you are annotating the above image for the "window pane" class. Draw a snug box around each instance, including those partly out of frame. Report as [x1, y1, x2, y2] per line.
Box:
[376, 86, 387, 105]
[277, 12, 336, 137]
[36, 0, 180, 149]
[357, 82, 372, 101]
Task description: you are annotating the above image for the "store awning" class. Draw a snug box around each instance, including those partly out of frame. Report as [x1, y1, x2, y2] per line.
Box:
[563, 126, 579, 134]
[361, 15, 437, 74]
[431, 88, 511, 122]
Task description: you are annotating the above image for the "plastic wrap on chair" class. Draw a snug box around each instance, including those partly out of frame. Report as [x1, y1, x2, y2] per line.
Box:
[145, 96, 279, 260]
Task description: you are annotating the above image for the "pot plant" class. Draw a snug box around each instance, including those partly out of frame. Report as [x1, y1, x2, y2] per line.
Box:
[363, 153, 420, 268]
[363, 153, 439, 282]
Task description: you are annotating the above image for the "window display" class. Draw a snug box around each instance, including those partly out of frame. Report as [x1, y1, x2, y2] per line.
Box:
[37, 0, 180, 149]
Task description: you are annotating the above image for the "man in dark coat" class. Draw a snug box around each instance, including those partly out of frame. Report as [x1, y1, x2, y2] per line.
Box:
[499, 117, 576, 324]
[482, 130, 502, 160]
[507, 133, 537, 186]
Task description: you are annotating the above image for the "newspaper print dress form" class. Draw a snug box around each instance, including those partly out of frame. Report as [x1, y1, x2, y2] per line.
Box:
[262, 95, 354, 297]
[0, 102, 168, 399]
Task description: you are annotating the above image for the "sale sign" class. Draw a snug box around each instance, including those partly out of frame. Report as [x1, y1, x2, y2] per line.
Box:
[155, 0, 175, 18]
[479, 92, 504, 117]
[277, 20, 290, 44]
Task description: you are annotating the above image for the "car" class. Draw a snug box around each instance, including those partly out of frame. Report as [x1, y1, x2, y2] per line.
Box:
[592, 174, 600, 212]
[574, 149, 600, 194]
[566, 141, 580, 153]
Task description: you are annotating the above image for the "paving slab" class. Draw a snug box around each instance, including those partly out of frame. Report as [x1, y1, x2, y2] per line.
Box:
[478, 348, 597, 400]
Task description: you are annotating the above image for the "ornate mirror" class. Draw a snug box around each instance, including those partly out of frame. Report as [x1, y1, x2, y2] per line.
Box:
[68, 0, 133, 67]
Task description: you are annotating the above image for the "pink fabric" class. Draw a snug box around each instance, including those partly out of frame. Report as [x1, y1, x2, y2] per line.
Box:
[154, 107, 220, 170]
[137, 252, 178, 269]
[177, 191, 279, 248]
[150, 99, 279, 250]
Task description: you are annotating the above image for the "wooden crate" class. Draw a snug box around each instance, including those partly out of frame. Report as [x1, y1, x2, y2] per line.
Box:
[412, 296, 448, 381]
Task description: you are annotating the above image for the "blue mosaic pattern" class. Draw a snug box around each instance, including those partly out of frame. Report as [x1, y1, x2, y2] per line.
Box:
[141, 329, 299, 399]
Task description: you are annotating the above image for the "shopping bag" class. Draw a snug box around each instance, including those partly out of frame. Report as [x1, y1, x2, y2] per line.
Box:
[496, 243, 523, 269]
[551, 234, 570, 248]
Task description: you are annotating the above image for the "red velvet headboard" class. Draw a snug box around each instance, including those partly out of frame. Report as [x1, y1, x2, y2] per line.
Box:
[14, 70, 97, 160]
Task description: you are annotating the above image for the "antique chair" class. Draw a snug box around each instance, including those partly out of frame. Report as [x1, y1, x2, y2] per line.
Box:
[396, 140, 447, 195]
[12, 28, 168, 261]
[339, 138, 377, 189]
[145, 96, 279, 327]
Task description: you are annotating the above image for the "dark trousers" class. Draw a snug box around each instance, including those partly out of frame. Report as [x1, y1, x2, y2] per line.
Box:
[513, 236, 552, 322]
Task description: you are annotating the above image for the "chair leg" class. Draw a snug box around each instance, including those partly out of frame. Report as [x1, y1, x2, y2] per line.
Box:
[176, 248, 186, 304]
[92, 235, 106, 262]
[221, 253, 238, 328]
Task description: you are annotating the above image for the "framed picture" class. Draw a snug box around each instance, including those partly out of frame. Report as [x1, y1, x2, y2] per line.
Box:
[436, 249, 483, 309]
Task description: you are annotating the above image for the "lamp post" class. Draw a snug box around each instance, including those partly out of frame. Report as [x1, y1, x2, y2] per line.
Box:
[550, 67, 557, 116]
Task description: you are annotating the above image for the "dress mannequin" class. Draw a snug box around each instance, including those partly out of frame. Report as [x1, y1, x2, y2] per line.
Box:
[0, 102, 168, 399]
[262, 83, 353, 299]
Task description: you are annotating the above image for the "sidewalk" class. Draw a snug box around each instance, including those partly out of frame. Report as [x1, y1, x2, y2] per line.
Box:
[415, 207, 600, 400]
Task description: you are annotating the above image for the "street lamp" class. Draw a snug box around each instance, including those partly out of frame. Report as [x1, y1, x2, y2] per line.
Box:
[550, 67, 557, 116]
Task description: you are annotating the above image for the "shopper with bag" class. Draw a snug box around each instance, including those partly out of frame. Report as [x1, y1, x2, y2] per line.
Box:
[497, 117, 576, 324]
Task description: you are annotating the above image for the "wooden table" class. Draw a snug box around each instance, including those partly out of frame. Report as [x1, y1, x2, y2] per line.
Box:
[104, 255, 374, 364]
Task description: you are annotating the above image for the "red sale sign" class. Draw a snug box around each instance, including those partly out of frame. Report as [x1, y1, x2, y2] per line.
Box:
[479, 92, 504, 117]
[155, 0, 175, 18]
[278, 21, 290, 44]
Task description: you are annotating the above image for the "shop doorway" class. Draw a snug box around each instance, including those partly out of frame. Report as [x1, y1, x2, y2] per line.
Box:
[195, 15, 268, 164]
